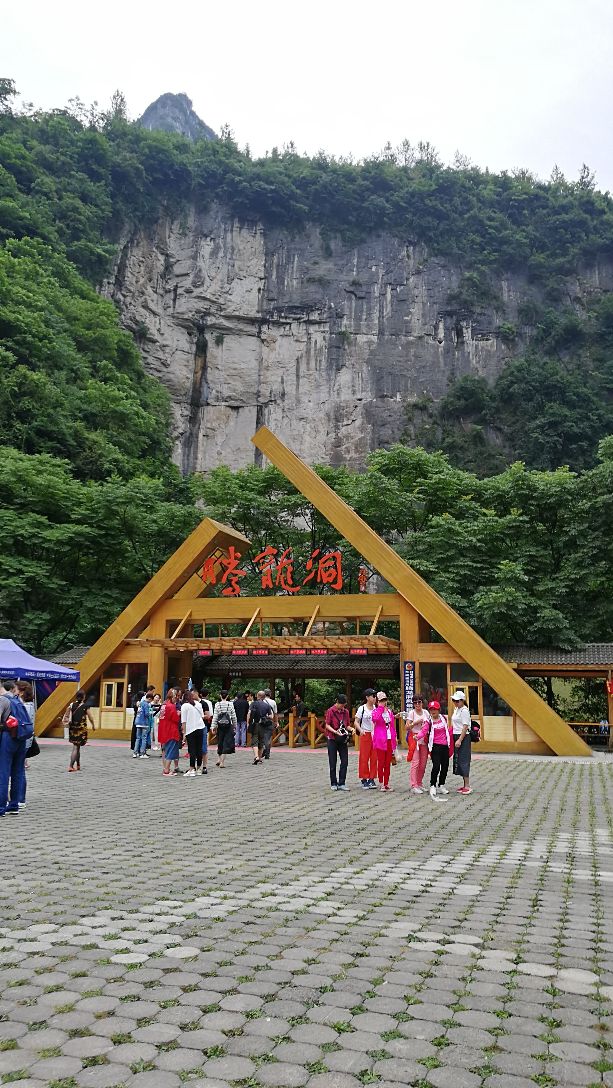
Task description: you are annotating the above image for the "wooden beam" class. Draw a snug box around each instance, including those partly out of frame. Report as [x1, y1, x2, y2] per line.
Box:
[251, 426, 591, 758]
[36, 519, 251, 735]
[304, 605, 320, 636]
[368, 605, 383, 637]
[170, 609, 192, 640]
[152, 592, 402, 624]
[242, 608, 260, 638]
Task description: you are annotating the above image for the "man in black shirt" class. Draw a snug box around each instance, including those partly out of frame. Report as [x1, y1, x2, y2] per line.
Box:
[233, 692, 249, 748]
[292, 689, 308, 745]
[248, 690, 273, 765]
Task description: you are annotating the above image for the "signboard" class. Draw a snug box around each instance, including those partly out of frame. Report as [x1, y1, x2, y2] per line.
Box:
[231, 649, 249, 656]
[199, 546, 343, 597]
[198, 650, 213, 657]
[403, 660, 415, 711]
[289, 648, 307, 656]
[349, 648, 368, 656]
[310, 648, 328, 656]
[252, 649, 269, 656]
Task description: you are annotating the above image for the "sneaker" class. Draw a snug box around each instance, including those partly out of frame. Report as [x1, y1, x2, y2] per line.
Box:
[167, 770, 177, 777]
[379, 785, 386, 791]
[253, 758, 260, 766]
[184, 769, 197, 777]
[152, 745, 160, 750]
[132, 752, 138, 758]
[139, 754, 149, 759]
[202, 767, 208, 775]
[438, 786, 449, 795]
[458, 786, 473, 794]
[18, 802, 26, 808]
[361, 781, 371, 790]
[330, 785, 338, 791]
[429, 785, 437, 799]
[338, 784, 350, 792]
[6, 809, 18, 816]
[385, 785, 394, 792]
[411, 787, 423, 794]
[368, 779, 378, 789]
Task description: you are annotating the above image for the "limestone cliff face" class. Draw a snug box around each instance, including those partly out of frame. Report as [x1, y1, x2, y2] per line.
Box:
[104, 205, 611, 473]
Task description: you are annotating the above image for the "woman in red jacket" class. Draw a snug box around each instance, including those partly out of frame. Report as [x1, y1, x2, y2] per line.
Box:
[158, 689, 181, 777]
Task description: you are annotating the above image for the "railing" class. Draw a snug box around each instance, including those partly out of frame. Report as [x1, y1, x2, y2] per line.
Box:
[569, 721, 610, 747]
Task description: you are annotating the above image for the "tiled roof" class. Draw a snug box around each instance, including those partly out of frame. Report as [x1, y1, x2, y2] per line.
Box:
[497, 644, 613, 666]
[199, 654, 400, 677]
[51, 645, 91, 664]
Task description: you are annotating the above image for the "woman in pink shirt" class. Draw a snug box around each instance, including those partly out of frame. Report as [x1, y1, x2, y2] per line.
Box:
[418, 700, 454, 800]
[372, 691, 397, 792]
[405, 694, 430, 794]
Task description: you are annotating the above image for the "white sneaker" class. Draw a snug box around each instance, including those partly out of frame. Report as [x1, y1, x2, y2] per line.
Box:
[411, 787, 423, 794]
[438, 786, 449, 795]
[429, 785, 437, 799]
[184, 768, 196, 777]
[139, 754, 149, 759]
[132, 752, 138, 758]
[338, 784, 350, 792]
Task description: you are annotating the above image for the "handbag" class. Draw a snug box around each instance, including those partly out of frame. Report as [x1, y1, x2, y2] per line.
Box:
[390, 751, 398, 767]
[406, 733, 417, 761]
[28, 736, 41, 758]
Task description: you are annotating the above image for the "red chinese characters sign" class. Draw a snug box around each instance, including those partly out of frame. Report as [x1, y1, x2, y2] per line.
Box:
[199, 546, 344, 597]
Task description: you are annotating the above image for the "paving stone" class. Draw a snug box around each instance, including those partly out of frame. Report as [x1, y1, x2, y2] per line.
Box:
[372, 1057, 422, 1082]
[483, 1077, 542, 1088]
[131, 1072, 181, 1088]
[255, 1061, 310, 1086]
[429, 1067, 481, 1088]
[298, 1075, 360, 1088]
[273, 1042, 323, 1064]
[550, 1040, 601, 1062]
[290, 1022, 338, 1045]
[61, 1034, 113, 1057]
[76, 1064, 134, 1088]
[543, 1060, 597, 1085]
[29, 1055, 83, 1079]
[203, 1054, 255, 1080]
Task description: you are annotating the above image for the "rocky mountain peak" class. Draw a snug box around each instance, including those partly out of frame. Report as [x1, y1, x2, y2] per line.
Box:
[138, 93, 217, 141]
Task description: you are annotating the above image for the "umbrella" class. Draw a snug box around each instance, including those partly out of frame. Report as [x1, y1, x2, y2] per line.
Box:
[0, 639, 80, 682]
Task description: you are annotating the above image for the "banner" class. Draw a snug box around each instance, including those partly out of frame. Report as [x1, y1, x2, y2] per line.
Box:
[403, 660, 415, 711]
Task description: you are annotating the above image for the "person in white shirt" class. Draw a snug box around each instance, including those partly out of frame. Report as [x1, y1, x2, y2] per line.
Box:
[354, 688, 378, 790]
[180, 691, 205, 777]
[405, 695, 431, 794]
[212, 690, 237, 768]
[451, 690, 472, 795]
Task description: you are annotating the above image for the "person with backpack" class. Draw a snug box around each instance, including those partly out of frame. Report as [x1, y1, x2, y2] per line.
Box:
[248, 691, 274, 765]
[213, 690, 237, 768]
[158, 688, 181, 777]
[16, 681, 36, 807]
[133, 690, 154, 758]
[67, 689, 94, 772]
[451, 690, 473, 795]
[371, 692, 398, 792]
[418, 700, 454, 800]
[0, 678, 33, 816]
[354, 688, 378, 790]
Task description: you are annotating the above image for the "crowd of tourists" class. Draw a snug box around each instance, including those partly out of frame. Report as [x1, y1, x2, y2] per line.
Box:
[326, 687, 474, 798]
[0, 677, 474, 809]
[128, 685, 280, 776]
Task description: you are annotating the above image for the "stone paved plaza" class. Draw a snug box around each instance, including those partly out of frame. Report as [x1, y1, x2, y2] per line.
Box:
[2, 743, 613, 1088]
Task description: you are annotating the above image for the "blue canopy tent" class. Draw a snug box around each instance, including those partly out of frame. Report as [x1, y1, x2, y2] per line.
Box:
[0, 639, 80, 682]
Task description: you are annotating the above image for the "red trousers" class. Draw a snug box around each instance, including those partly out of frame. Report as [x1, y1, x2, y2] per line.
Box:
[358, 732, 377, 780]
[376, 741, 393, 787]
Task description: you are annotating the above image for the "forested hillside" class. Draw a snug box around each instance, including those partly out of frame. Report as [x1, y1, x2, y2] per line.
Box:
[0, 79, 612, 659]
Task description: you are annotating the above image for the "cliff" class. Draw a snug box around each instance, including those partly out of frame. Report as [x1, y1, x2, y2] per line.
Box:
[104, 205, 613, 473]
[138, 93, 217, 141]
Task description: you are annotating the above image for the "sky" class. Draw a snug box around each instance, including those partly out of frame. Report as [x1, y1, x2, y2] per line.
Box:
[3, 0, 613, 190]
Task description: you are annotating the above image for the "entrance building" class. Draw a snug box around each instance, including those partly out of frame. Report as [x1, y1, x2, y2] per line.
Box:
[37, 428, 598, 757]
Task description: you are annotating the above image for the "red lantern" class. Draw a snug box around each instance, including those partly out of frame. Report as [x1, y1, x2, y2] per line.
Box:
[606, 680, 613, 696]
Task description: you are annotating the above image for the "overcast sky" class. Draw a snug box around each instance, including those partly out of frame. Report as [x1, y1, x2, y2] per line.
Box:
[4, 0, 613, 190]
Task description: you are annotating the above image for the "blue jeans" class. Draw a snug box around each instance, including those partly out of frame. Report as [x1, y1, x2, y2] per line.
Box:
[235, 720, 247, 747]
[0, 731, 27, 815]
[134, 726, 149, 755]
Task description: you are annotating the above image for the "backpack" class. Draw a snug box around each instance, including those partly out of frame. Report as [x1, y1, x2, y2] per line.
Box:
[8, 696, 34, 740]
[216, 704, 232, 727]
[71, 702, 88, 727]
[469, 719, 481, 743]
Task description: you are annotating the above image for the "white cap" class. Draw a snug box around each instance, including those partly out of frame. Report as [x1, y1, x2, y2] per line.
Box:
[376, 691, 387, 700]
[451, 690, 466, 701]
